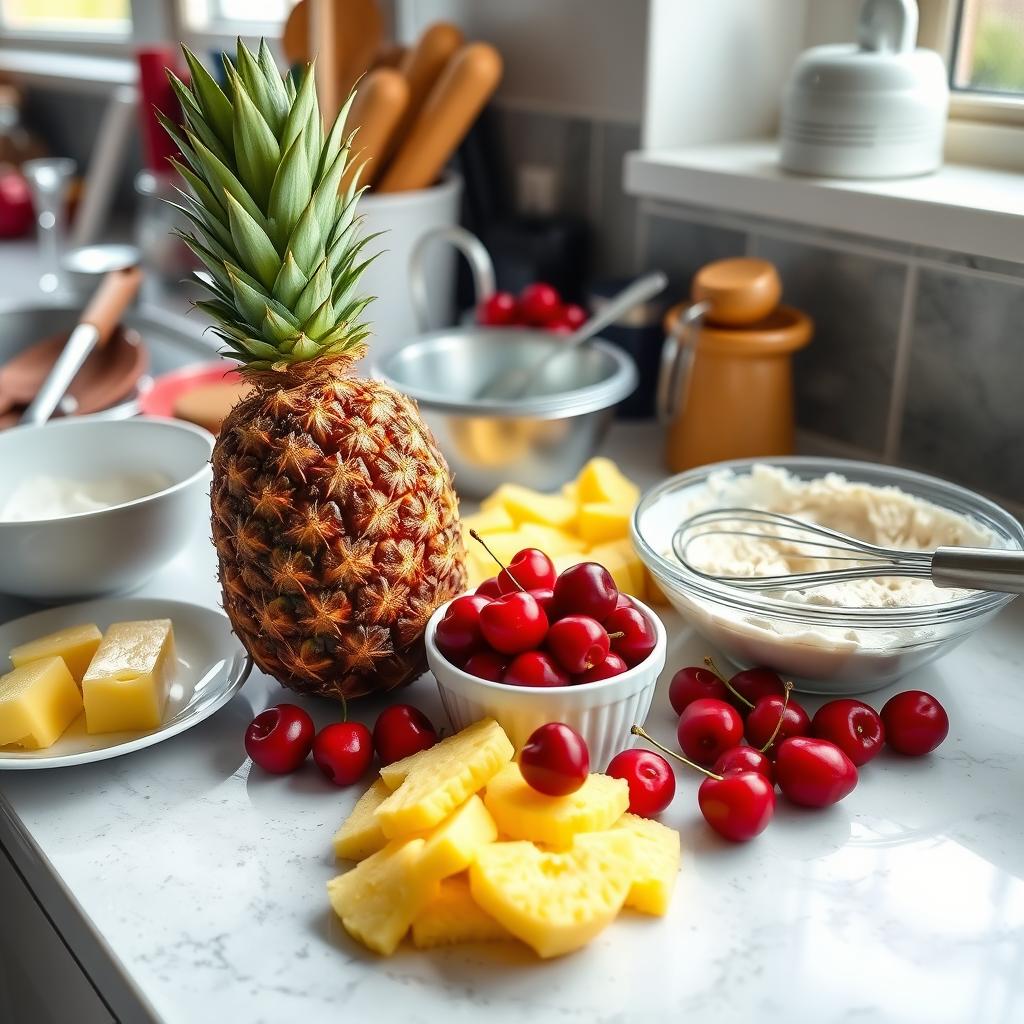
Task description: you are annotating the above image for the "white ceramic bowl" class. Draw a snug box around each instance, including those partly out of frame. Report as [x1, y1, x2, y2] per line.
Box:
[0, 416, 213, 601]
[425, 596, 667, 770]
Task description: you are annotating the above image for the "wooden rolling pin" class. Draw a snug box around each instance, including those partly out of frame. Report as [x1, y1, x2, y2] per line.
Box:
[377, 42, 503, 194]
[340, 68, 409, 191]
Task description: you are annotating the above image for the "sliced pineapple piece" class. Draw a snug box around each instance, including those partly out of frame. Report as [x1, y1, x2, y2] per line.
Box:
[516, 522, 588, 556]
[419, 794, 498, 878]
[560, 480, 580, 504]
[462, 506, 516, 535]
[587, 540, 646, 598]
[576, 457, 639, 508]
[376, 718, 514, 838]
[483, 764, 629, 848]
[577, 502, 632, 545]
[333, 778, 391, 861]
[328, 837, 435, 956]
[411, 874, 512, 949]
[469, 832, 636, 958]
[482, 484, 576, 530]
[579, 814, 681, 916]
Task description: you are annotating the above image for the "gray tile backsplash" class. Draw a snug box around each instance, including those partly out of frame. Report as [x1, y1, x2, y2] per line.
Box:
[593, 120, 642, 277]
[899, 270, 1024, 503]
[640, 212, 746, 300]
[755, 236, 907, 454]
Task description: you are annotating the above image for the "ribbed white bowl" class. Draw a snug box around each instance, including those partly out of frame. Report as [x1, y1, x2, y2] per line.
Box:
[425, 596, 667, 770]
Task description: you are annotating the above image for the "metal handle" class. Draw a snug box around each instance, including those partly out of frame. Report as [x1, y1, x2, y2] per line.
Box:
[931, 547, 1024, 594]
[408, 225, 496, 333]
[20, 323, 100, 425]
[565, 271, 667, 348]
[656, 300, 708, 424]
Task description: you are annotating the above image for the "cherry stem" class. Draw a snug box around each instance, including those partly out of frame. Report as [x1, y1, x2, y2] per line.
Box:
[469, 529, 524, 592]
[704, 655, 754, 710]
[607, 631, 625, 640]
[340, 693, 348, 724]
[758, 681, 793, 753]
[630, 724, 723, 781]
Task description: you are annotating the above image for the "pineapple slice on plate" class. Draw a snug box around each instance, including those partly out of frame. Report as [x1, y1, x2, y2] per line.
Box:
[469, 832, 636, 958]
[411, 874, 512, 949]
[333, 777, 390, 861]
[163, 41, 467, 704]
[576, 457, 639, 509]
[329, 794, 497, 955]
[483, 764, 629, 848]
[376, 718, 514, 838]
[578, 814, 681, 916]
[482, 484, 576, 530]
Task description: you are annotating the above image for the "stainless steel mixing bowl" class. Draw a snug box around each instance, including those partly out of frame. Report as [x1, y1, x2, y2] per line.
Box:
[372, 328, 638, 497]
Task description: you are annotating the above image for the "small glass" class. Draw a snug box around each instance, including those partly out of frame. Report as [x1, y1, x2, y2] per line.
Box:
[22, 157, 77, 294]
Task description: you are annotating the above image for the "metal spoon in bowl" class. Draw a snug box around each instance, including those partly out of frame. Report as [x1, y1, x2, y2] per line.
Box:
[475, 270, 668, 401]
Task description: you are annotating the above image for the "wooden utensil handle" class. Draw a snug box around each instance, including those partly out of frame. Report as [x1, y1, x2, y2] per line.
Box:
[80, 265, 143, 345]
[396, 22, 464, 136]
[341, 68, 408, 191]
[378, 42, 503, 194]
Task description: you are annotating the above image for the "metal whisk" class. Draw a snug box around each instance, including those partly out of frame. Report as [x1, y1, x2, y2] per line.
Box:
[672, 508, 1024, 595]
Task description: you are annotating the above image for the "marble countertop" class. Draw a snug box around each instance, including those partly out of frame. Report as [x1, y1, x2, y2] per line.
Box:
[1, 423, 1023, 1024]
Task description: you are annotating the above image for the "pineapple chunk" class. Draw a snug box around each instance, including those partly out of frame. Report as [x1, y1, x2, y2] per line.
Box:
[483, 764, 629, 848]
[560, 481, 580, 504]
[643, 568, 670, 606]
[329, 796, 497, 956]
[0, 657, 82, 750]
[10, 623, 102, 686]
[411, 874, 512, 949]
[576, 457, 639, 509]
[465, 545, 496, 588]
[461, 506, 515, 535]
[81, 619, 175, 734]
[577, 503, 632, 545]
[333, 778, 391, 861]
[328, 837, 436, 956]
[584, 814, 681, 916]
[482, 484, 576, 530]
[376, 718, 514, 838]
[516, 522, 588, 556]
[469, 832, 636, 958]
[587, 540, 646, 598]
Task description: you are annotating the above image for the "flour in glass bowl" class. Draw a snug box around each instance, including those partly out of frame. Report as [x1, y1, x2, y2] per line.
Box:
[670, 465, 995, 609]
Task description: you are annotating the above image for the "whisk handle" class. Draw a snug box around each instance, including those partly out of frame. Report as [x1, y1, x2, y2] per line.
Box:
[931, 547, 1024, 594]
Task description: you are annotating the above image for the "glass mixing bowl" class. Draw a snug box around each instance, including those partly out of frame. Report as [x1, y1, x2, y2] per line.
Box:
[632, 457, 1024, 694]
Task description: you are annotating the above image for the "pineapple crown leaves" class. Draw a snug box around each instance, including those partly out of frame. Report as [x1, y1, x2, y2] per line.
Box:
[163, 39, 380, 371]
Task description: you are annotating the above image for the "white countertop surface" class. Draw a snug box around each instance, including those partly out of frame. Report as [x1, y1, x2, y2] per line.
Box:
[1, 423, 1024, 1024]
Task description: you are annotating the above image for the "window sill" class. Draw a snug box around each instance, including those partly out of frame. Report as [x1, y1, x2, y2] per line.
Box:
[0, 47, 136, 93]
[625, 140, 1024, 264]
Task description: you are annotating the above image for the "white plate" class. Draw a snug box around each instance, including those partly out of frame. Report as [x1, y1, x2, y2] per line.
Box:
[0, 597, 252, 769]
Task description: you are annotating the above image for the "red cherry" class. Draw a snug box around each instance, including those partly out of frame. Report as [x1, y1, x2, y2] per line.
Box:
[528, 587, 556, 618]
[434, 594, 491, 664]
[728, 666, 785, 713]
[478, 591, 548, 654]
[244, 704, 315, 774]
[476, 576, 503, 599]
[477, 291, 519, 326]
[881, 690, 949, 756]
[463, 651, 508, 682]
[698, 771, 776, 842]
[553, 562, 618, 621]
[606, 748, 676, 816]
[519, 722, 589, 795]
[604, 605, 657, 667]
[775, 736, 858, 808]
[713, 745, 775, 784]
[744, 692, 811, 754]
[546, 614, 609, 674]
[811, 699, 885, 766]
[519, 282, 562, 326]
[561, 303, 587, 330]
[676, 698, 744, 766]
[372, 704, 437, 766]
[499, 548, 556, 594]
[573, 651, 628, 684]
[669, 666, 728, 714]
[312, 721, 373, 786]
[613, 593, 634, 612]
[548, 320, 574, 335]
[504, 650, 571, 687]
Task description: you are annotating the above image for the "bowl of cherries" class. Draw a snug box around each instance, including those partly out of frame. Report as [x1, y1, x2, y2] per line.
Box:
[426, 543, 667, 769]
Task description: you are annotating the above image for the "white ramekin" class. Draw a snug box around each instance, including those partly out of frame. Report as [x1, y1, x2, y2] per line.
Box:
[425, 595, 667, 770]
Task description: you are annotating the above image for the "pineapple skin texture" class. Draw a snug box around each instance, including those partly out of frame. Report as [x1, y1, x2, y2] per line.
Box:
[212, 368, 467, 701]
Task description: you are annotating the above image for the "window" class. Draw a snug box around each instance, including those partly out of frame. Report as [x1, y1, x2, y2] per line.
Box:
[951, 0, 1024, 96]
[0, 0, 130, 35]
[179, 0, 297, 32]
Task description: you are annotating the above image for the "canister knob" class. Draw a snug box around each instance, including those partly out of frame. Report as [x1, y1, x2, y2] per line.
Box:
[691, 257, 781, 326]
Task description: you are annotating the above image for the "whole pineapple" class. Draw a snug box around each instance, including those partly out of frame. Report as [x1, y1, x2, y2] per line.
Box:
[163, 41, 466, 700]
